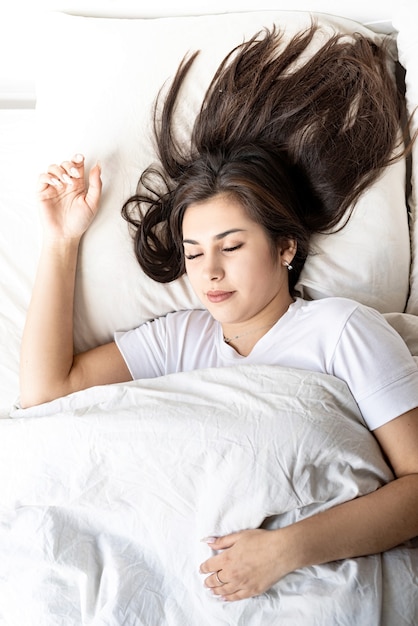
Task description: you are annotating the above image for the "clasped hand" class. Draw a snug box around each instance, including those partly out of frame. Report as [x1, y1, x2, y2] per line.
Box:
[199, 528, 290, 602]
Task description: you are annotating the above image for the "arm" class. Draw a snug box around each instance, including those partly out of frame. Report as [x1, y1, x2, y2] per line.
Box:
[20, 155, 130, 408]
[200, 407, 418, 601]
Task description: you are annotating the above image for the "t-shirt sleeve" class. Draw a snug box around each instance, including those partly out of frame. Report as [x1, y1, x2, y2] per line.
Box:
[331, 306, 418, 430]
[114, 309, 218, 380]
[114, 318, 167, 380]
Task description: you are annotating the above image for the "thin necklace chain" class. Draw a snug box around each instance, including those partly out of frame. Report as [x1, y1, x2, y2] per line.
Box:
[223, 323, 275, 344]
[222, 298, 294, 344]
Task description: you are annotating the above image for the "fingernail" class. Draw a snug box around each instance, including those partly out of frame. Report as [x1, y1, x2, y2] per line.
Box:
[70, 167, 81, 178]
[201, 537, 217, 544]
[73, 154, 84, 163]
[62, 174, 74, 185]
[49, 177, 61, 187]
[212, 591, 225, 601]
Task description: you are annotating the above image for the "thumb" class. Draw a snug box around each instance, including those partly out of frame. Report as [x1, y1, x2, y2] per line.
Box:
[85, 162, 102, 210]
[201, 534, 237, 550]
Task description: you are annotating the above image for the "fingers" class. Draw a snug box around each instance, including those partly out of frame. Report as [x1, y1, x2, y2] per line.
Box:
[201, 534, 236, 551]
[39, 154, 85, 188]
[202, 572, 250, 602]
[38, 155, 102, 209]
[201, 569, 240, 601]
[85, 162, 102, 209]
[202, 569, 263, 603]
[205, 569, 228, 589]
[59, 153, 84, 177]
[200, 530, 273, 602]
[200, 534, 240, 599]
[200, 540, 226, 579]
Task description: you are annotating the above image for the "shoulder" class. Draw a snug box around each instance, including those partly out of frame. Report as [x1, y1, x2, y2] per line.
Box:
[290, 298, 402, 350]
[301, 297, 401, 339]
[295, 296, 390, 320]
[116, 308, 215, 345]
[293, 296, 362, 323]
[163, 308, 216, 330]
[151, 309, 218, 344]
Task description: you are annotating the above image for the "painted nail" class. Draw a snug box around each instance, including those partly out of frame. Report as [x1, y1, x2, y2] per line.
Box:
[62, 174, 74, 185]
[201, 537, 217, 544]
[70, 167, 80, 178]
[73, 153, 84, 163]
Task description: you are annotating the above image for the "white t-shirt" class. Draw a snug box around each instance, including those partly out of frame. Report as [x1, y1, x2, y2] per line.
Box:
[115, 297, 418, 430]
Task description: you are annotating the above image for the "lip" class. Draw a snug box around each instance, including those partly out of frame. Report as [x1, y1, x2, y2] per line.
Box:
[206, 290, 234, 303]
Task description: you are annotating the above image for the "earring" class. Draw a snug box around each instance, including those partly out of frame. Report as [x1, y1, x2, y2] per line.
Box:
[283, 260, 293, 271]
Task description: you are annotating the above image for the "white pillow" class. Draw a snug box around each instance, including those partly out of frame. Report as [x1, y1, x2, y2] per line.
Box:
[34, 10, 410, 352]
[393, 4, 418, 315]
[0, 110, 39, 416]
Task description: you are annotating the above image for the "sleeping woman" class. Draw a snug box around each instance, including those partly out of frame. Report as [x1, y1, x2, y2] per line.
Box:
[20, 24, 418, 602]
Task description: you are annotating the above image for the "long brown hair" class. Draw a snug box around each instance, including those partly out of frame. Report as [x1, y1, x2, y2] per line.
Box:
[122, 23, 408, 291]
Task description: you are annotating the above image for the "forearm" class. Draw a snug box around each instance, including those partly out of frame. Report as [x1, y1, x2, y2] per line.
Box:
[280, 474, 418, 573]
[202, 417, 418, 603]
[20, 238, 81, 406]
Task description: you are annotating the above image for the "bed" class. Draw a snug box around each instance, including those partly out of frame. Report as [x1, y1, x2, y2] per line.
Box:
[1, 2, 418, 624]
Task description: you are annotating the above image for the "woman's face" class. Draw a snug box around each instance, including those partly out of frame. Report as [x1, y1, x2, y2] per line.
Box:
[182, 193, 294, 331]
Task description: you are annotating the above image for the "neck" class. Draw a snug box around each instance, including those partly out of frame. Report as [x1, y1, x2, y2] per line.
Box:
[221, 296, 294, 355]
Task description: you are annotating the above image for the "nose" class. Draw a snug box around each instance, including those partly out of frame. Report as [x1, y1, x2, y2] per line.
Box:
[202, 253, 224, 282]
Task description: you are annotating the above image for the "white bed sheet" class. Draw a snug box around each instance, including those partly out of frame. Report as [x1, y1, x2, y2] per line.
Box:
[3, 364, 418, 625]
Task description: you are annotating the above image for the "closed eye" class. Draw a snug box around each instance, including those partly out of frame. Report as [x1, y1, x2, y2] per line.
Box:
[223, 244, 243, 253]
[185, 244, 243, 260]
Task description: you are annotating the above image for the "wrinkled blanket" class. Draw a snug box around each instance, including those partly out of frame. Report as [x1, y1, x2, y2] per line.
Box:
[1, 365, 417, 625]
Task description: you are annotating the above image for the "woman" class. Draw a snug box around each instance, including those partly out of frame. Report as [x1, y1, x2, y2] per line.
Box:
[20, 25, 418, 602]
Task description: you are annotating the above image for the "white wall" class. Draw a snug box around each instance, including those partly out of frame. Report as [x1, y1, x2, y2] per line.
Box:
[0, 0, 400, 108]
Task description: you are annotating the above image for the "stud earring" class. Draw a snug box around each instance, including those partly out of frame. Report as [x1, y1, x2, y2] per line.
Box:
[283, 260, 293, 271]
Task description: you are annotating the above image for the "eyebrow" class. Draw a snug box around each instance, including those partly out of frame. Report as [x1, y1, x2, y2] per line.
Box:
[182, 228, 246, 245]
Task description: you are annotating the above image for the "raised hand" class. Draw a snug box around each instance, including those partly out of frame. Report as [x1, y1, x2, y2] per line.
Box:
[37, 154, 102, 242]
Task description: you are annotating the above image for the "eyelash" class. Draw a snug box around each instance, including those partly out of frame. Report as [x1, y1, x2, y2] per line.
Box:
[224, 244, 242, 253]
[185, 244, 243, 261]
[185, 253, 202, 261]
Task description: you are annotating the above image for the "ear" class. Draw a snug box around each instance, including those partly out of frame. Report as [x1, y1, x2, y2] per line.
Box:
[278, 239, 297, 266]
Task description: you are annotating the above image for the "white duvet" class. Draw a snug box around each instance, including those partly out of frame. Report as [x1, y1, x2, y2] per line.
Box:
[1, 365, 417, 625]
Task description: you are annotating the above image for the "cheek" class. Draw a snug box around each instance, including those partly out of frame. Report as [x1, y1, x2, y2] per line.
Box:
[184, 262, 199, 287]
[239, 250, 278, 282]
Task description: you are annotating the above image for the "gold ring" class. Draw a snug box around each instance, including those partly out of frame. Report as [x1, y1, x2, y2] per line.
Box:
[215, 570, 226, 585]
